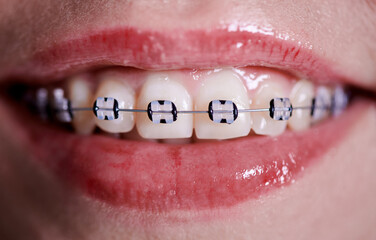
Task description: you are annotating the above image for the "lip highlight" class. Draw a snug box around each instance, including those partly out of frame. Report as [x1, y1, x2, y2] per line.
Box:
[0, 94, 363, 211]
[2, 27, 351, 86]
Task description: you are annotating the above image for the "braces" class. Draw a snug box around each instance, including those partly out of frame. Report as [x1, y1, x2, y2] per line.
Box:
[33, 87, 349, 124]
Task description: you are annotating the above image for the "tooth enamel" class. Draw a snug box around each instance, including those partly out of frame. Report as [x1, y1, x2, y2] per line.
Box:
[194, 70, 251, 139]
[68, 77, 96, 135]
[312, 86, 332, 124]
[94, 79, 135, 133]
[136, 72, 193, 139]
[251, 79, 289, 136]
[288, 80, 314, 131]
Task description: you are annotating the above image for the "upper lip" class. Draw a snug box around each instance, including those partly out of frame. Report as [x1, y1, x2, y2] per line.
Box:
[0, 26, 364, 88]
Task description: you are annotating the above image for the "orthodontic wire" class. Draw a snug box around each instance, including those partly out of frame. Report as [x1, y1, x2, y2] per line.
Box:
[65, 105, 331, 114]
[38, 86, 349, 124]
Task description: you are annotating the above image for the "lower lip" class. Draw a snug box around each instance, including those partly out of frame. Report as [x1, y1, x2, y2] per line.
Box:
[3, 97, 363, 211]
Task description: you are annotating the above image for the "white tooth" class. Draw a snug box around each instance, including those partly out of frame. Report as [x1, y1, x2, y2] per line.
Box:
[94, 79, 135, 133]
[251, 79, 289, 136]
[136, 72, 193, 139]
[312, 86, 332, 124]
[68, 76, 96, 135]
[194, 69, 251, 139]
[288, 80, 314, 131]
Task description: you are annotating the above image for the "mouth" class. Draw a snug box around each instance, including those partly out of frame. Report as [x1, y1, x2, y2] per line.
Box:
[0, 26, 374, 213]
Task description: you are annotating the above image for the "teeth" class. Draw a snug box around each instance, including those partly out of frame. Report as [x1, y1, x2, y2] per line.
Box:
[94, 78, 135, 133]
[288, 80, 314, 131]
[251, 79, 289, 136]
[194, 70, 251, 139]
[136, 72, 193, 139]
[311, 86, 332, 124]
[36, 67, 349, 141]
[68, 77, 96, 135]
[332, 86, 348, 116]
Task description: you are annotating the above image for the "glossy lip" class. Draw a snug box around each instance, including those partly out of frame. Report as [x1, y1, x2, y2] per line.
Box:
[2, 27, 353, 86]
[0, 95, 363, 212]
[0, 27, 363, 212]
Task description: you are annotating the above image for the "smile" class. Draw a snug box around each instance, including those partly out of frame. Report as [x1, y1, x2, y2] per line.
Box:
[0, 26, 371, 212]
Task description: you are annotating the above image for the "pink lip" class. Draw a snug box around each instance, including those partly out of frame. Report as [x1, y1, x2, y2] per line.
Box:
[3, 27, 350, 86]
[2, 97, 363, 211]
[0, 27, 362, 212]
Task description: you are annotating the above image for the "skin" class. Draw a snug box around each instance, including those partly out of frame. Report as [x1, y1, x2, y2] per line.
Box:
[0, 0, 376, 239]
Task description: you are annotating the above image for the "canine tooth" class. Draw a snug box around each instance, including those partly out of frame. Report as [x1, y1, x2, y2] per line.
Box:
[288, 80, 314, 131]
[68, 77, 96, 135]
[312, 86, 332, 123]
[194, 70, 251, 139]
[94, 79, 135, 133]
[251, 79, 289, 136]
[136, 72, 193, 139]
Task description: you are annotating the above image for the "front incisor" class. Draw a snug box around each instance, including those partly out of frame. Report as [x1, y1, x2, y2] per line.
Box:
[194, 69, 252, 139]
[136, 72, 193, 139]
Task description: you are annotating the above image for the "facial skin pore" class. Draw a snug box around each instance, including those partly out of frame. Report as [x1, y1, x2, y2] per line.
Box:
[0, 1, 375, 239]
